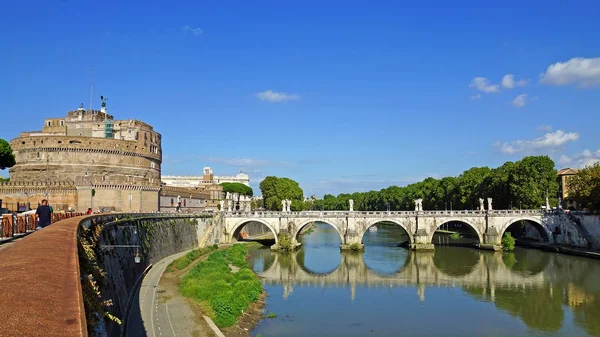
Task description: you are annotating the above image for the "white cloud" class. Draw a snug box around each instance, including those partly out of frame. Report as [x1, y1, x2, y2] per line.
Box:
[469, 77, 500, 93]
[183, 25, 203, 36]
[494, 130, 580, 155]
[540, 57, 600, 87]
[255, 89, 301, 103]
[537, 125, 552, 132]
[501, 74, 529, 88]
[558, 149, 600, 168]
[470, 93, 481, 100]
[512, 93, 529, 108]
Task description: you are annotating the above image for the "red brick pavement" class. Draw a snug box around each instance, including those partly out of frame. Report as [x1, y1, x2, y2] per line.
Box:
[0, 216, 88, 337]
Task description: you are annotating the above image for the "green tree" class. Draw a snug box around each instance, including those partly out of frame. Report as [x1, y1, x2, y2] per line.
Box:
[220, 182, 253, 208]
[259, 176, 304, 211]
[569, 162, 600, 212]
[0, 139, 16, 170]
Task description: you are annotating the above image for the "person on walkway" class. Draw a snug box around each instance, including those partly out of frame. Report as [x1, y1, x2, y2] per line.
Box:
[35, 199, 52, 229]
[87, 208, 93, 215]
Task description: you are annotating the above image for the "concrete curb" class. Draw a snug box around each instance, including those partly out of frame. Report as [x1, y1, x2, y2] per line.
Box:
[121, 263, 153, 337]
[203, 315, 227, 337]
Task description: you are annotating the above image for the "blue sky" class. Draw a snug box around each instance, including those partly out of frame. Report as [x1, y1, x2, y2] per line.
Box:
[1, 0, 599, 196]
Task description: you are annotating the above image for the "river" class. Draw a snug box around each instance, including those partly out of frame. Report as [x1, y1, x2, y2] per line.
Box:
[246, 222, 600, 337]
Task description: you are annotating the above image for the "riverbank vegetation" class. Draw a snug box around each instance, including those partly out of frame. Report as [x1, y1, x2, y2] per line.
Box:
[568, 162, 600, 212]
[179, 244, 263, 328]
[170, 244, 218, 270]
[261, 156, 559, 212]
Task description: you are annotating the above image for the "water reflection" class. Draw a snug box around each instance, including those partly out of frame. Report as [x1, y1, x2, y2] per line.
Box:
[249, 222, 600, 337]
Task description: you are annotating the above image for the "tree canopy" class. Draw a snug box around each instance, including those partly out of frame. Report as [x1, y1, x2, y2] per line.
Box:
[0, 139, 16, 170]
[306, 156, 559, 211]
[568, 162, 600, 212]
[259, 176, 304, 211]
[220, 182, 253, 198]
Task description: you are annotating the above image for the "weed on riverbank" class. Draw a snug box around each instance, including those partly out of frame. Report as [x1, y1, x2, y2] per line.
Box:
[179, 244, 263, 328]
[170, 244, 219, 270]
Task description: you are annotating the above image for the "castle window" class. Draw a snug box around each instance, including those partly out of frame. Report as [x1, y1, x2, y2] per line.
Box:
[60, 120, 64, 126]
[22, 141, 25, 145]
[47, 121, 51, 126]
[151, 162, 155, 168]
[69, 140, 81, 144]
[58, 141, 62, 144]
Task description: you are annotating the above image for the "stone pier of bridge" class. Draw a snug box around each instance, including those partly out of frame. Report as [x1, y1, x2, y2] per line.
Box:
[221, 208, 552, 251]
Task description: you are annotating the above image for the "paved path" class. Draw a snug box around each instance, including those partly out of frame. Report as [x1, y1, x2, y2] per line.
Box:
[126, 251, 217, 337]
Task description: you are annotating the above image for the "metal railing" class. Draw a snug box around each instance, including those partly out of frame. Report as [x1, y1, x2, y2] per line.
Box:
[1, 212, 85, 242]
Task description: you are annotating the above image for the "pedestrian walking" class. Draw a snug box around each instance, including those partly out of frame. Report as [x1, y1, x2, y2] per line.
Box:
[35, 199, 52, 229]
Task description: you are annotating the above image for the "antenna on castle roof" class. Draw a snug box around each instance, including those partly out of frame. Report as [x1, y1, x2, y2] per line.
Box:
[89, 65, 94, 114]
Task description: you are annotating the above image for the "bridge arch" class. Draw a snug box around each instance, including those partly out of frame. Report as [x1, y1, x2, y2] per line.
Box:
[230, 218, 279, 245]
[499, 216, 550, 243]
[360, 218, 413, 245]
[428, 218, 484, 244]
[293, 219, 344, 243]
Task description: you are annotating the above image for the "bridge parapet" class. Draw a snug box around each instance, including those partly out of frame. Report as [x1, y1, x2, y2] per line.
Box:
[224, 209, 544, 218]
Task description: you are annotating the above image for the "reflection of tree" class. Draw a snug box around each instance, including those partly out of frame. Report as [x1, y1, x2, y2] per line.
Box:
[433, 247, 479, 276]
[463, 284, 564, 332]
[495, 286, 563, 331]
[573, 299, 600, 337]
[502, 248, 550, 276]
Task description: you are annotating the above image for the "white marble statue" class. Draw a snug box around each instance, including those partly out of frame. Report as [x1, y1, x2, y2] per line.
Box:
[282, 199, 287, 212]
[558, 197, 563, 209]
[287, 199, 292, 212]
[545, 196, 550, 211]
[414, 199, 419, 212]
[227, 200, 233, 212]
[219, 200, 225, 212]
[479, 198, 485, 211]
[419, 199, 423, 212]
[487, 197, 493, 211]
[349, 199, 354, 212]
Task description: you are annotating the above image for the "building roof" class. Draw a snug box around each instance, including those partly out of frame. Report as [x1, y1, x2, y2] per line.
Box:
[557, 168, 580, 176]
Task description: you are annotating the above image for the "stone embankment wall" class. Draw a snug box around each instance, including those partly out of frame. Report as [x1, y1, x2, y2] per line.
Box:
[569, 214, 600, 250]
[80, 214, 217, 337]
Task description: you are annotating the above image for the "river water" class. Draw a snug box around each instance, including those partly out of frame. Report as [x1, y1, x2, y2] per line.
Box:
[246, 222, 600, 337]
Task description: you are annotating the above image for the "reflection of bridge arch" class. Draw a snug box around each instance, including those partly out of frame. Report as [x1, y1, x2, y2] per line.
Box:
[499, 216, 550, 242]
[259, 250, 546, 292]
[294, 219, 344, 243]
[360, 219, 413, 245]
[428, 218, 484, 244]
[361, 249, 410, 276]
[231, 218, 279, 244]
[295, 249, 342, 276]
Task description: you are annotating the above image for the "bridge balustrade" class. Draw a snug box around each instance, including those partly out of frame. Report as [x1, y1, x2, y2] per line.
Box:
[224, 209, 544, 217]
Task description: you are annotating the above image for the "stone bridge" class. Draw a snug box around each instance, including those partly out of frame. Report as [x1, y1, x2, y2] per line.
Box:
[222, 209, 548, 250]
[256, 250, 546, 301]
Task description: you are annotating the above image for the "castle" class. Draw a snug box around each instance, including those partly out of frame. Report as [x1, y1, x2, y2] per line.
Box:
[1, 103, 162, 212]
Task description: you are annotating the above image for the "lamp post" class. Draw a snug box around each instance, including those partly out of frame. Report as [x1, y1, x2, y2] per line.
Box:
[85, 171, 93, 212]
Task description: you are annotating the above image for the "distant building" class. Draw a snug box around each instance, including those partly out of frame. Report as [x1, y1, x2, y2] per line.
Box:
[557, 168, 580, 209]
[161, 167, 251, 210]
[1, 103, 161, 213]
[161, 167, 250, 187]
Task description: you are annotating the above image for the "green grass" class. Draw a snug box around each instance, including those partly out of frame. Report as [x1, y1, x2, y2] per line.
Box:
[179, 244, 263, 328]
[170, 244, 219, 270]
[267, 312, 277, 318]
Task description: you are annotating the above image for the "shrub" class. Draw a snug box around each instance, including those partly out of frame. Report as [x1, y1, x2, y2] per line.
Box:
[502, 232, 516, 251]
[278, 233, 293, 251]
[450, 232, 460, 240]
[349, 242, 363, 251]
